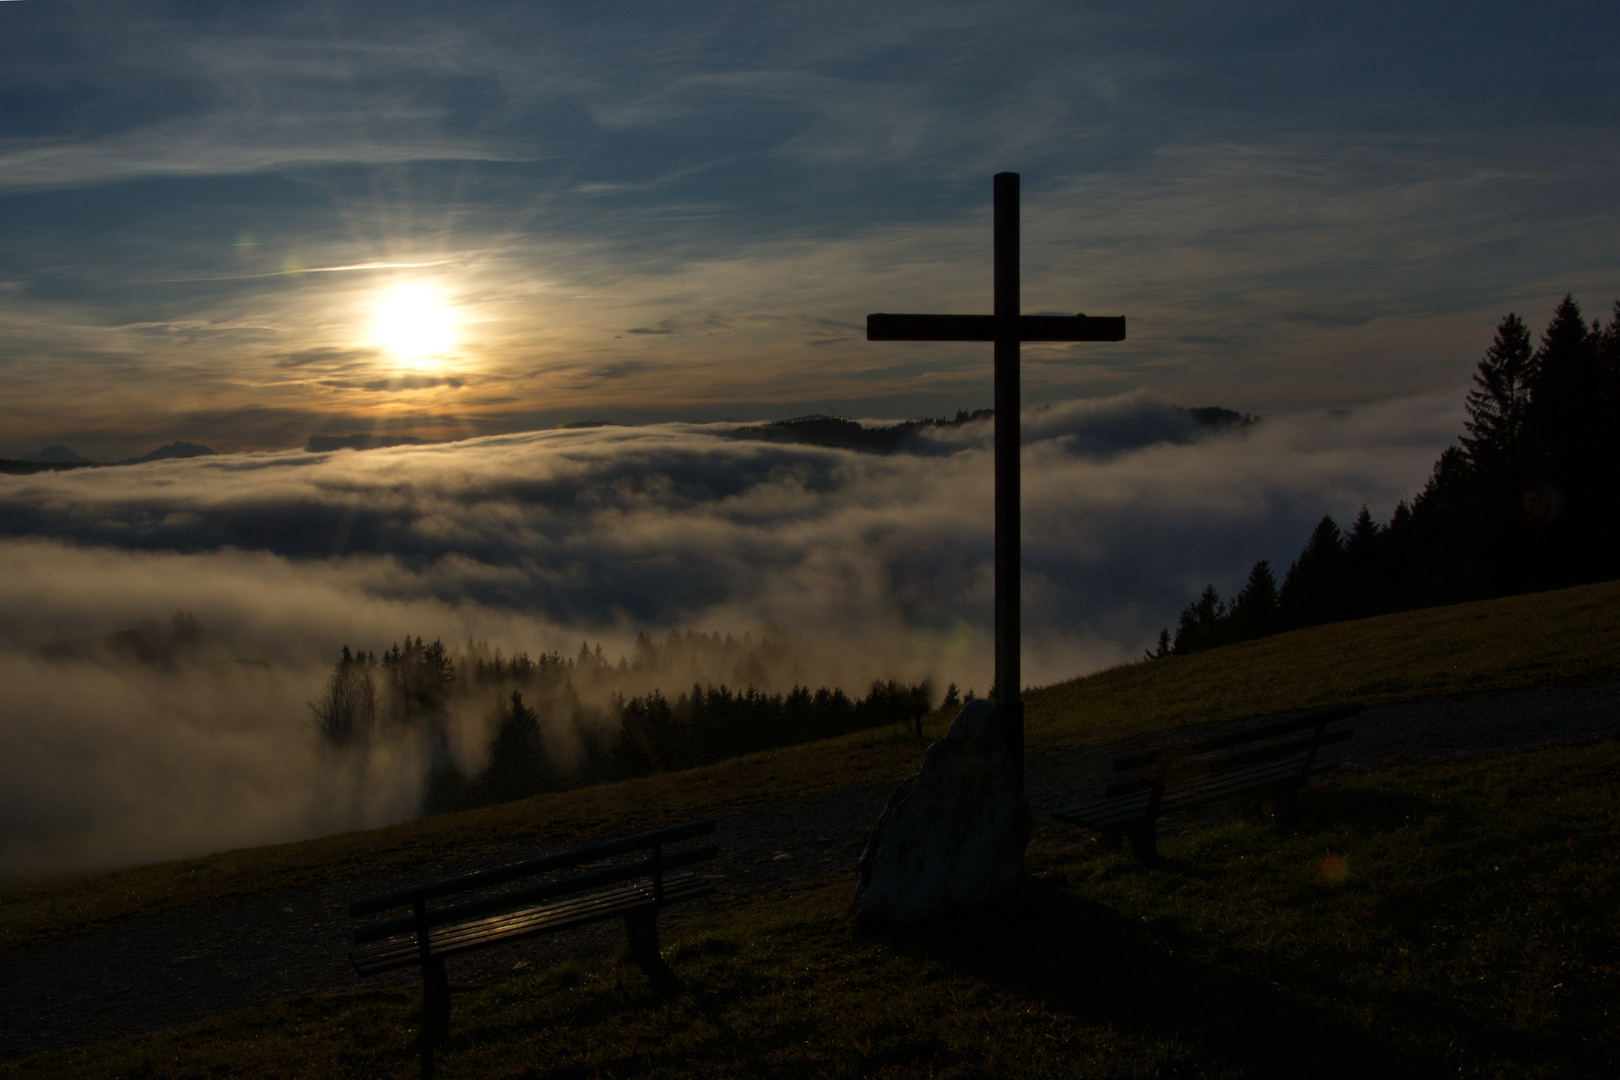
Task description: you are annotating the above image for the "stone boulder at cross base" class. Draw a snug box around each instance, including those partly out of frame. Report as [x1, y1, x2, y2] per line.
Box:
[854, 700, 1031, 924]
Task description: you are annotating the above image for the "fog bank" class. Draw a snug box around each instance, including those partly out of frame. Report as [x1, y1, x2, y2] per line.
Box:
[0, 392, 1461, 878]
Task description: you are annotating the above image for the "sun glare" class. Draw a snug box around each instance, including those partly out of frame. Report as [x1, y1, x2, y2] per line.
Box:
[374, 283, 455, 365]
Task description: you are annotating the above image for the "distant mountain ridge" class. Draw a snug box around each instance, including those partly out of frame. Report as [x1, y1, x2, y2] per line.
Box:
[118, 441, 215, 464]
[26, 445, 90, 464]
[729, 409, 996, 452]
[306, 434, 435, 453]
[2, 441, 216, 474]
[728, 404, 1254, 454]
[7, 406, 1256, 470]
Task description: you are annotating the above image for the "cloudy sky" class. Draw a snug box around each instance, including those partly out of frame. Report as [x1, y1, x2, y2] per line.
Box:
[1, 0, 1616, 873]
[2, 0, 1616, 459]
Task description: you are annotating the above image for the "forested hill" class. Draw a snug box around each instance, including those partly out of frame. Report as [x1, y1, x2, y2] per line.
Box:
[1160, 294, 1620, 658]
[729, 404, 1252, 453]
[727, 409, 994, 451]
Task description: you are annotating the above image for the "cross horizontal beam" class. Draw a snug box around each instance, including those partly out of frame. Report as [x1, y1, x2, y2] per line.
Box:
[866, 313, 1126, 343]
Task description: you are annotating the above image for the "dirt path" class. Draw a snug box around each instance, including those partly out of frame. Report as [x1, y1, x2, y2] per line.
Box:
[3, 677, 1618, 1064]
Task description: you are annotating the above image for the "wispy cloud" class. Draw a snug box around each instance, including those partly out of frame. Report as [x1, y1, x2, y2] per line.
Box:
[1, 0, 1616, 452]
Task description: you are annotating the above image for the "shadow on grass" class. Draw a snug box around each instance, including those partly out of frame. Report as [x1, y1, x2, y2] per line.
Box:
[1291, 785, 1438, 832]
[1179, 785, 1441, 843]
[871, 875, 1433, 1080]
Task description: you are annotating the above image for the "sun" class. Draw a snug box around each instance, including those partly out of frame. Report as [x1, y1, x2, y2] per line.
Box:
[373, 282, 455, 366]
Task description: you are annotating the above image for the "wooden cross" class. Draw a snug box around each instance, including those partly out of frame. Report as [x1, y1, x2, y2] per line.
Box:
[866, 172, 1125, 790]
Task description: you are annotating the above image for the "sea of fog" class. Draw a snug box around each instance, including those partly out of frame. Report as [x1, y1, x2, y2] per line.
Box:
[0, 391, 1463, 880]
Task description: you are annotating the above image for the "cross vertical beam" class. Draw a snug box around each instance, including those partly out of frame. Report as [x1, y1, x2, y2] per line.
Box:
[992, 172, 1023, 785]
[865, 174, 1125, 796]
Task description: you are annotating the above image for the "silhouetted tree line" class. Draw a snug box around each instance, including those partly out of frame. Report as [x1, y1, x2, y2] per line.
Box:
[730, 407, 996, 452]
[472, 678, 932, 810]
[470, 628, 794, 691]
[309, 629, 933, 813]
[733, 404, 1253, 455]
[308, 636, 455, 741]
[1155, 295, 1620, 657]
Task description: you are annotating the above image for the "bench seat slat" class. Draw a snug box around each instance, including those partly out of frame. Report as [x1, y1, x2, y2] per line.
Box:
[354, 869, 703, 957]
[351, 873, 714, 976]
[427, 875, 708, 954]
[353, 881, 715, 976]
[353, 843, 717, 945]
[433, 882, 715, 960]
[350, 818, 717, 918]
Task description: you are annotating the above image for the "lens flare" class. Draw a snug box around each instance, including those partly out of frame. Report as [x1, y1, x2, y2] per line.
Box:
[374, 283, 455, 365]
[1317, 854, 1349, 886]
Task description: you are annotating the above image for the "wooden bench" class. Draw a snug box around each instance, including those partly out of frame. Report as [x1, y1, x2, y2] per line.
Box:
[1054, 704, 1360, 858]
[348, 819, 718, 1019]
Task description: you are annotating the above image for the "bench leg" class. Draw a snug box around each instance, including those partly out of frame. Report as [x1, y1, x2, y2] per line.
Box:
[422, 956, 451, 1028]
[1127, 823, 1158, 861]
[624, 907, 663, 971]
[1274, 786, 1301, 829]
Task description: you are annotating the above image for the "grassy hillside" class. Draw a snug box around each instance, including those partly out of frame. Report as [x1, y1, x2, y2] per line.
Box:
[3, 578, 1618, 952]
[1026, 576, 1620, 749]
[7, 734, 1617, 1078]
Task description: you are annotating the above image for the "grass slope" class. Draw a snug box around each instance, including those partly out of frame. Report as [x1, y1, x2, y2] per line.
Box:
[4, 578, 1619, 953]
[1026, 576, 1620, 749]
[6, 735, 1617, 1078]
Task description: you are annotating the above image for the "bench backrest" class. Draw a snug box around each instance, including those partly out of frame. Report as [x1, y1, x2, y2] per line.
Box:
[349, 818, 717, 947]
[1108, 703, 1361, 795]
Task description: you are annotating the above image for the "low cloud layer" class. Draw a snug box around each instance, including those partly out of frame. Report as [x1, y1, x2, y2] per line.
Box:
[0, 392, 1461, 878]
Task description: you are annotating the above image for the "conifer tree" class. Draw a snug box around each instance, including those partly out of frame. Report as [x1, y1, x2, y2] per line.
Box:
[1343, 506, 1384, 617]
[1525, 295, 1594, 482]
[1585, 301, 1620, 442]
[1146, 628, 1171, 660]
[1278, 516, 1347, 627]
[1172, 584, 1225, 654]
[1525, 295, 1606, 582]
[1410, 447, 1473, 523]
[1345, 505, 1378, 553]
[1530, 294, 1592, 422]
[1578, 301, 1620, 581]
[1399, 446, 1484, 601]
[1226, 560, 1280, 641]
[1595, 300, 1620, 377]
[1160, 294, 1620, 637]
[1462, 312, 1534, 471]
[482, 691, 550, 803]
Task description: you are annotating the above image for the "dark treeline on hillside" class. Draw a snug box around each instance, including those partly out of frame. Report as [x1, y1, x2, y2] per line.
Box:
[1159, 295, 1620, 657]
[728, 408, 995, 452]
[732, 404, 1255, 454]
[0, 459, 99, 475]
[309, 631, 932, 813]
[478, 680, 931, 808]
